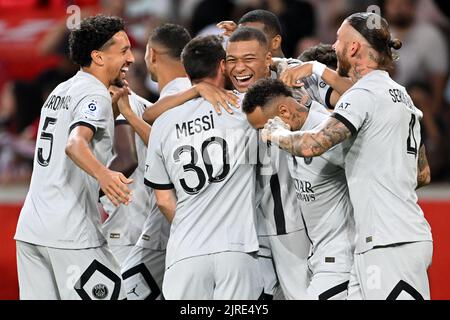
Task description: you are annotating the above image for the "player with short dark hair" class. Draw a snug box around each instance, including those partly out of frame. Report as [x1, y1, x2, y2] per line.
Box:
[145, 35, 262, 299]
[243, 78, 355, 299]
[15, 15, 134, 299]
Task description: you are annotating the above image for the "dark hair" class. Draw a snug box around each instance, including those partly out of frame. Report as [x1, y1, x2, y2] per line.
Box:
[345, 12, 402, 72]
[238, 9, 282, 38]
[69, 15, 125, 67]
[298, 43, 338, 70]
[181, 35, 225, 81]
[242, 78, 293, 114]
[228, 26, 268, 48]
[149, 23, 191, 60]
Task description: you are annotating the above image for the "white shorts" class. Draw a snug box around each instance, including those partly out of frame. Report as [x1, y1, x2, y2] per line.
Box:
[16, 240, 125, 300]
[268, 229, 310, 299]
[347, 241, 433, 300]
[307, 272, 350, 300]
[257, 235, 283, 300]
[163, 251, 263, 300]
[121, 245, 165, 300]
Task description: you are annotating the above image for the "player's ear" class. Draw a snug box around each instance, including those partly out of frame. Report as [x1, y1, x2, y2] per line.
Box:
[349, 41, 360, 57]
[91, 50, 104, 66]
[265, 51, 272, 69]
[278, 104, 290, 120]
[271, 35, 282, 52]
[219, 59, 226, 74]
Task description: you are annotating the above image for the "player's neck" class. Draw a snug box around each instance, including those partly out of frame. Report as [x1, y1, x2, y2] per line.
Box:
[158, 64, 186, 93]
[192, 75, 225, 89]
[349, 58, 378, 82]
[82, 67, 110, 88]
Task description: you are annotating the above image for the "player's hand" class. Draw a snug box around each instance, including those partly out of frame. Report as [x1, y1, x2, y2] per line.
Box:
[279, 62, 313, 88]
[109, 82, 131, 105]
[261, 116, 291, 143]
[194, 82, 239, 115]
[97, 169, 133, 207]
[216, 20, 237, 36]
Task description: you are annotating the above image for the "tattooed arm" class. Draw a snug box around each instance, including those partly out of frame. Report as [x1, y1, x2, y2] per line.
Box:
[416, 144, 431, 189]
[261, 116, 352, 157]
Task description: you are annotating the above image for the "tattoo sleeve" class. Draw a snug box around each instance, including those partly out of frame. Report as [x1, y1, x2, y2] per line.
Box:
[273, 117, 352, 157]
[416, 144, 431, 189]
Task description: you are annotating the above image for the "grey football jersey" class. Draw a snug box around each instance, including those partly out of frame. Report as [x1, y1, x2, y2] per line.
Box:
[276, 58, 333, 108]
[332, 70, 432, 253]
[145, 97, 259, 268]
[135, 78, 191, 250]
[287, 110, 355, 273]
[101, 93, 153, 246]
[256, 140, 305, 236]
[15, 70, 114, 248]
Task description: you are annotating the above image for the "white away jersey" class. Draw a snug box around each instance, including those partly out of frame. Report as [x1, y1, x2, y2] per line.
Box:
[101, 93, 153, 246]
[15, 70, 114, 249]
[144, 97, 259, 269]
[134, 78, 191, 250]
[276, 58, 334, 108]
[332, 70, 432, 253]
[287, 109, 355, 273]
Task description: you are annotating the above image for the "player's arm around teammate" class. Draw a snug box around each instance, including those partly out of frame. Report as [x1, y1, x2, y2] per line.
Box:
[66, 125, 133, 207]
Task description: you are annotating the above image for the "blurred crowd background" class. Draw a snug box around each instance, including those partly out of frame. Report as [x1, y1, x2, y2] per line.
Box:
[0, 0, 449, 185]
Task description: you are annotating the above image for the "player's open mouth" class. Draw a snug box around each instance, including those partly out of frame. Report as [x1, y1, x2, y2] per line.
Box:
[120, 67, 129, 77]
[234, 74, 253, 86]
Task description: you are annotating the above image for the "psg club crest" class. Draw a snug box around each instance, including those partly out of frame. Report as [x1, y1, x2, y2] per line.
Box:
[74, 260, 121, 300]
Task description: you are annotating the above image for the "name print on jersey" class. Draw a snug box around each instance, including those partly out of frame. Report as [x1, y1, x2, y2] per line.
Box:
[175, 111, 215, 139]
[43, 95, 71, 111]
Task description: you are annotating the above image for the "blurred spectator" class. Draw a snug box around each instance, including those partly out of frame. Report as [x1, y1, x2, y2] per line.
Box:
[383, 0, 448, 116]
[408, 81, 450, 181]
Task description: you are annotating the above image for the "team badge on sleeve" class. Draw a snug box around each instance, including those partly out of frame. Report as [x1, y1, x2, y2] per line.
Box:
[81, 99, 100, 120]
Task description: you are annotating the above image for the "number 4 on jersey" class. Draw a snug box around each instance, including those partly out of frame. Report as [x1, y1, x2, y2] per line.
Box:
[407, 114, 418, 157]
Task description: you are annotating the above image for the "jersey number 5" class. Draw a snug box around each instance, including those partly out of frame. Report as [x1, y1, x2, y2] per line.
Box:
[407, 114, 418, 157]
[173, 137, 230, 195]
[37, 117, 57, 167]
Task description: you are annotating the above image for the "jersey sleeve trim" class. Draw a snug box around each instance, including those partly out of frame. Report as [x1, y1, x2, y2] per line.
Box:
[115, 119, 129, 126]
[69, 121, 97, 134]
[331, 113, 357, 136]
[325, 87, 334, 109]
[144, 178, 174, 190]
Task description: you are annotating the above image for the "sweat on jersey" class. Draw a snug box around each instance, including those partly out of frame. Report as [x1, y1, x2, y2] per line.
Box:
[144, 96, 260, 269]
[288, 109, 355, 273]
[15, 70, 114, 249]
[331, 70, 432, 254]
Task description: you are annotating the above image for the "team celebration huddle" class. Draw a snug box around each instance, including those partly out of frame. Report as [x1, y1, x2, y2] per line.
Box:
[14, 8, 433, 300]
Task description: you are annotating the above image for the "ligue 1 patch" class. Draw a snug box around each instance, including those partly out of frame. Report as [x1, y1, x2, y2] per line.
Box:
[81, 99, 100, 120]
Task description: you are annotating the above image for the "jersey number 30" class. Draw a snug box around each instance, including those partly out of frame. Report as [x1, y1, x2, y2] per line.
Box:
[37, 117, 57, 167]
[173, 137, 230, 194]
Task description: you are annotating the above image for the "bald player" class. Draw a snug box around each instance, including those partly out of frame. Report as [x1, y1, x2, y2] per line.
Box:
[260, 13, 433, 300]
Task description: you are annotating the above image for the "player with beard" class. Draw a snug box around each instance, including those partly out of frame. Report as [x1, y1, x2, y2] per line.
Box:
[260, 12, 433, 300]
